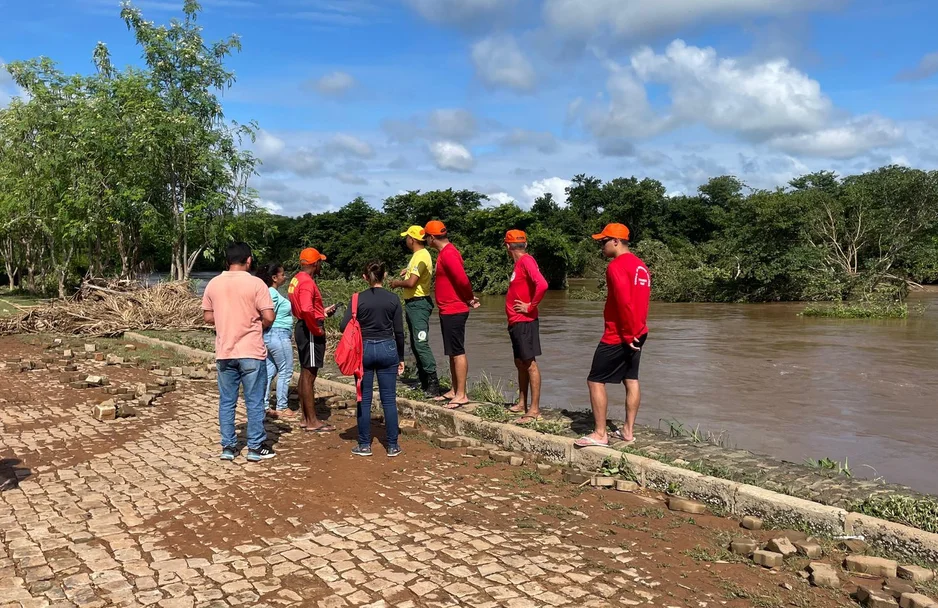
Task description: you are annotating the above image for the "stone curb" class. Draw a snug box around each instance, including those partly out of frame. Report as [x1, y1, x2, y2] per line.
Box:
[119, 332, 938, 564]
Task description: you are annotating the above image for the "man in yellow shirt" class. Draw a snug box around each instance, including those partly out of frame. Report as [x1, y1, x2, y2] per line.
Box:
[391, 226, 440, 396]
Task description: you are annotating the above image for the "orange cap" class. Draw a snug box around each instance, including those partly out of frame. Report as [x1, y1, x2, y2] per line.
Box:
[592, 223, 630, 241]
[504, 229, 527, 244]
[299, 248, 327, 265]
[424, 220, 447, 237]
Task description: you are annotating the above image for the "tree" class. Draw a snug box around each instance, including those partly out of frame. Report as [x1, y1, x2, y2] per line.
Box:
[120, 0, 258, 280]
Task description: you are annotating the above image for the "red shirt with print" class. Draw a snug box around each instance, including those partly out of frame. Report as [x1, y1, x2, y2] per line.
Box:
[601, 252, 651, 345]
[288, 272, 325, 336]
[434, 244, 474, 315]
[505, 254, 548, 326]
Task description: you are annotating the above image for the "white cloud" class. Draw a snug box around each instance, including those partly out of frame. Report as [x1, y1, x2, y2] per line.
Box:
[254, 130, 324, 177]
[522, 177, 572, 206]
[471, 34, 536, 93]
[896, 51, 938, 82]
[769, 115, 904, 159]
[584, 68, 665, 140]
[428, 109, 477, 141]
[499, 129, 558, 154]
[257, 198, 284, 213]
[486, 192, 516, 207]
[629, 40, 831, 139]
[543, 0, 837, 42]
[312, 71, 356, 97]
[405, 0, 515, 25]
[335, 172, 369, 185]
[430, 141, 474, 172]
[327, 133, 375, 158]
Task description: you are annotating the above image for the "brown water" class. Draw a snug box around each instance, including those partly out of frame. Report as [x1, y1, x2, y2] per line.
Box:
[425, 283, 938, 495]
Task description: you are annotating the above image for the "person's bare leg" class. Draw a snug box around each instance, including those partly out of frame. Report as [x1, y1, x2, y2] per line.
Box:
[436, 357, 457, 400]
[584, 380, 609, 442]
[510, 358, 528, 412]
[298, 368, 314, 428]
[621, 379, 641, 441]
[527, 360, 541, 418]
[447, 355, 469, 405]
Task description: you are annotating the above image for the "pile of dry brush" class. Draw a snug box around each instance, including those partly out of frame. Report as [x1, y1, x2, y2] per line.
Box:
[0, 280, 206, 337]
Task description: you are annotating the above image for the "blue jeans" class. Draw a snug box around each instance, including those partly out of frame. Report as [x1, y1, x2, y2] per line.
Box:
[357, 339, 400, 447]
[216, 358, 268, 450]
[264, 328, 294, 411]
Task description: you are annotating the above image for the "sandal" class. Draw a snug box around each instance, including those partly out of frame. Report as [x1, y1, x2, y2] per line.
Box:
[611, 429, 635, 444]
[445, 401, 467, 410]
[305, 424, 336, 433]
[514, 415, 541, 425]
[574, 435, 609, 448]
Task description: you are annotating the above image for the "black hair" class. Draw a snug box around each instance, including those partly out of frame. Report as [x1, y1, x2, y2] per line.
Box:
[364, 260, 387, 285]
[225, 242, 252, 266]
[255, 262, 283, 287]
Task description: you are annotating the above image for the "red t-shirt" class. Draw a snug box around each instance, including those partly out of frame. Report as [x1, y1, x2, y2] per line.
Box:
[601, 252, 651, 345]
[434, 244, 474, 315]
[287, 272, 325, 336]
[505, 254, 548, 326]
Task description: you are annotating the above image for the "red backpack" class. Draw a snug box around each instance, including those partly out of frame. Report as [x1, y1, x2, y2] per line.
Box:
[334, 292, 364, 400]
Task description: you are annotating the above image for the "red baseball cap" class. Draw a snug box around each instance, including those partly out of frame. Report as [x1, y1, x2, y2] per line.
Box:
[592, 223, 630, 241]
[299, 248, 327, 265]
[424, 220, 447, 237]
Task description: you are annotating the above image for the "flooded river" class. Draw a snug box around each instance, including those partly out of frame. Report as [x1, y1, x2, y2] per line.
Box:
[426, 283, 938, 495]
[178, 272, 938, 494]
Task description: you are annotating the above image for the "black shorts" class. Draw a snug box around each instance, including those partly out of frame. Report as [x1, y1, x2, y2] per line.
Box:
[587, 336, 647, 384]
[508, 319, 541, 361]
[295, 320, 326, 370]
[440, 312, 469, 357]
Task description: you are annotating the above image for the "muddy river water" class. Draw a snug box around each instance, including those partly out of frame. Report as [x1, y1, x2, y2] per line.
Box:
[426, 283, 938, 495]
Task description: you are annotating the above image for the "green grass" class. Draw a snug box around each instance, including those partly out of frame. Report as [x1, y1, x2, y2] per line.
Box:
[473, 402, 511, 423]
[537, 504, 578, 520]
[514, 468, 549, 486]
[138, 329, 215, 353]
[0, 289, 45, 317]
[801, 300, 909, 319]
[804, 456, 852, 477]
[474, 459, 496, 469]
[518, 418, 569, 435]
[468, 372, 506, 404]
[566, 288, 605, 301]
[851, 494, 938, 534]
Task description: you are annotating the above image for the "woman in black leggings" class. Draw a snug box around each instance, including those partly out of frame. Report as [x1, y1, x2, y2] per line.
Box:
[340, 260, 405, 457]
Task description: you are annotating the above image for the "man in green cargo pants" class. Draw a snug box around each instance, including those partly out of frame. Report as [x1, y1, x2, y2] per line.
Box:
[391, 226, 441, 396]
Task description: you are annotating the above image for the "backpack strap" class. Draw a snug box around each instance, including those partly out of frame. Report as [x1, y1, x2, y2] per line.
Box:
[351, 292, 359, 320]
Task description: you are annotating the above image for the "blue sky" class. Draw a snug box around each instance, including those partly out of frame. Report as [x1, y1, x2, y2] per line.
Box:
[2, 0, 937, 215]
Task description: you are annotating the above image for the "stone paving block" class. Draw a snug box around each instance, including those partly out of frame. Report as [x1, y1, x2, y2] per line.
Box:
[884, 578, 918, 599]
[489, 450, 514, 463]
[898, 565, 935, 583]
[766, 537, 798, 557]
[899, 593, 938, 608]
[807, 562, 840, 589]
[615, 480, 639, 492]
[93, 403, 117, 421]
[667, 496, 707, 514]
[857, 585, 899, 608]
[730, 538, 760, 556]
[438, 437, 463, 449]
[795, 540, 823, 558]
[590, 476, 615, 487]
[846, 555, 899, 578]
[752, 550, 783, 568]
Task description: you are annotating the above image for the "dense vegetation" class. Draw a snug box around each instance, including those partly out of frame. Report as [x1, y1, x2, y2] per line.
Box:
[2, 2, 937, 304]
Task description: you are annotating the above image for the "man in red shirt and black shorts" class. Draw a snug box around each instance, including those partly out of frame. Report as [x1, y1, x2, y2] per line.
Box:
[288, 248, 337, 432]
[575, 223, 651, 448]
[425, 220, 479, 408]
[503, 230, 548, 424]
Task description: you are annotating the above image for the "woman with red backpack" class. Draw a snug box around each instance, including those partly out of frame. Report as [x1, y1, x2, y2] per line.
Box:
[339, 260, 405, 457]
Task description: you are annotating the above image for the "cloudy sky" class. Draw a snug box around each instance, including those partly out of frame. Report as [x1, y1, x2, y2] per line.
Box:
[2, 0, 937, 215]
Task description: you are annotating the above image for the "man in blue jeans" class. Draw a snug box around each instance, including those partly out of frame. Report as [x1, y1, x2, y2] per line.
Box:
[202, 242, 277, 462]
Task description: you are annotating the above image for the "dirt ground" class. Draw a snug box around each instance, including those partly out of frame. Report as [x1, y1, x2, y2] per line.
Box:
[0, 334, 926, 607]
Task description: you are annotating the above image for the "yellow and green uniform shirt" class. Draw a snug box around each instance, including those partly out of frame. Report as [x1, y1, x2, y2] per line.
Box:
[404, 248, 432, 299]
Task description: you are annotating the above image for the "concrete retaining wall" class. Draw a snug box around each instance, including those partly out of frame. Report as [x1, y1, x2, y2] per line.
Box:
[122, 332, 938, 565]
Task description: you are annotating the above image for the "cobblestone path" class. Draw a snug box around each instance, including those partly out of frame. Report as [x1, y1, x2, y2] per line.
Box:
[0, 337, 850, 608]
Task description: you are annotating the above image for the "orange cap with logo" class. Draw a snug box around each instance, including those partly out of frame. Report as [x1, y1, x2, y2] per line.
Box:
[424, 220, 447, 237]
[592, 223, 630, 242]
[299, 248, 327, 265]
[504, 229, 527, 244]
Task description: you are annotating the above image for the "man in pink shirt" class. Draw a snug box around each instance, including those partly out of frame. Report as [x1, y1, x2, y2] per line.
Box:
[202, 242, 276, 462]
[504, 230, 548, 424]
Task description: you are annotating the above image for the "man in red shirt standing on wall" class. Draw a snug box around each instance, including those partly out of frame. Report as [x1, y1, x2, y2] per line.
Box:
[575, 223, 651, 448]
[504, 230, 548, 424]
[424, 220, 479, 409]
[288, 248, 337, 432]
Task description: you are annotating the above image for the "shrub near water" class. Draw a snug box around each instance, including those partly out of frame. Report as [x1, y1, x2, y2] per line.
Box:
[852, 494, 938, 534]
[801, 300, 909, 319]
